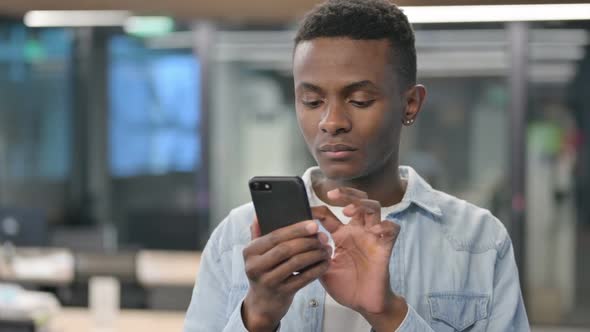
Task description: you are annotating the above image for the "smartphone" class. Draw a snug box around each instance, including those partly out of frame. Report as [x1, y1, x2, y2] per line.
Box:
[249, 176, 312, 235]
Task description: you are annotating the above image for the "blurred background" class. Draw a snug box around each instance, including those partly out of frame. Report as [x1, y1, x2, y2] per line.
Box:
[0, 0, 589, 331]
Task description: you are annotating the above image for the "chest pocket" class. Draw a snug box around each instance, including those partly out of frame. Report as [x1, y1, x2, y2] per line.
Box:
[427, 292, 489, 331]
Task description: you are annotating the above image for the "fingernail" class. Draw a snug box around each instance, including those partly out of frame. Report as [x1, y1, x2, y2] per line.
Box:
[305, 222, 318, 234]
[327, 189, 338, 198]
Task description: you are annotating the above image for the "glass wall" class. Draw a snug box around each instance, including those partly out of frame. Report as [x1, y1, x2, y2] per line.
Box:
[109, 36, 201, 178]
[0, 23, 73, 233]
[526, 24, 589, 326]
[0, 23, 208, 251]
[107, 34, 207, 251]
[403, 27, 510, 217]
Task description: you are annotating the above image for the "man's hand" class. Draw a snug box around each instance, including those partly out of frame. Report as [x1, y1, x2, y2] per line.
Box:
[313, 187, 407, 332]
[241, 219, 332, 332]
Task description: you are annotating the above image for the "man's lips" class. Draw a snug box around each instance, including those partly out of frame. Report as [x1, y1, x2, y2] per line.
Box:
[318, 144, 358, 160]
[318, 144, 358, 152]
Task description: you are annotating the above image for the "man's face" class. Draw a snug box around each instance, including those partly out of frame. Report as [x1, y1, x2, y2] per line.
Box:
[293, 37, 405, 180]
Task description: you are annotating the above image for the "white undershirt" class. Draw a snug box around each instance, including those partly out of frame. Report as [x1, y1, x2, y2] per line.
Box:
[305, 169, 398, 332]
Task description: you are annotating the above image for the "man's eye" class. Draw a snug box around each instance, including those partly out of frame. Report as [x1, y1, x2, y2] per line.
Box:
[350, 100, 375, 108]
[302, 100, 323, 108]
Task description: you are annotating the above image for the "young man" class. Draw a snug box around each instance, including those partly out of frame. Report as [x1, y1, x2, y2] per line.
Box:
[184, 0, 529, 331]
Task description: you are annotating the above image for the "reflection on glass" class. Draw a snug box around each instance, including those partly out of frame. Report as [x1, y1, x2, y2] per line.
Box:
[0, 26, 72, 181]
[108, 36, 201, 177]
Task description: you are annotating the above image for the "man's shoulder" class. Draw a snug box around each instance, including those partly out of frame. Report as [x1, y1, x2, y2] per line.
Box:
[207, 202, 255, 255]
[429, 188, 509, 255]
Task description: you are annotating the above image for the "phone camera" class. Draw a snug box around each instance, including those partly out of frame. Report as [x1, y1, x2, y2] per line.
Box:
[251, 181, 272, 191]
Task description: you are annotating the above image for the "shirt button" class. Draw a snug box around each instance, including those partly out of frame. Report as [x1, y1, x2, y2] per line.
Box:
[309, 299, 319, 308]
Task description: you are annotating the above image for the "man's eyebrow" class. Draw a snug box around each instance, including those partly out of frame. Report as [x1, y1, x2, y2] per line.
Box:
[296, 82, 324, 94]
[343, 80, 379, 94]
[296, 80, 378, 95]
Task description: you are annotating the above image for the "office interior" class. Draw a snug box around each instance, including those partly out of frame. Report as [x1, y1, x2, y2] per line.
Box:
[0, 0, 589, 331]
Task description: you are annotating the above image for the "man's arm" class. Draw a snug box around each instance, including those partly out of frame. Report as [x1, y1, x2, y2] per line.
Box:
[484, 234, 530, 331]
[184, 214, 331, 332]
[183, 218, 250, 332]
[368, 300, 434, 332]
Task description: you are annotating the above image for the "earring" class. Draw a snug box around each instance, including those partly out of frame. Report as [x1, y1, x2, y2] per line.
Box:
[403, 119, 414, 125]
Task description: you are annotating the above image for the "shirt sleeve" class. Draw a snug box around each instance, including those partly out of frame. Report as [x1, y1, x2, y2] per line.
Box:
[368, 304, 434, 332]
[183, 216, 249, 332]
[393, 304, 435, 332]
[484, 234, 530, 331]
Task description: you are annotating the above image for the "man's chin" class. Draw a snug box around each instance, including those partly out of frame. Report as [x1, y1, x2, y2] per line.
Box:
[318, 162, 363, 181]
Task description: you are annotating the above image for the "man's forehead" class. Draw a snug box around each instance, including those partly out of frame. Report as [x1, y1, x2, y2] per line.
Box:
[294, 37, 392, 64]
[293, 38, 396, 85]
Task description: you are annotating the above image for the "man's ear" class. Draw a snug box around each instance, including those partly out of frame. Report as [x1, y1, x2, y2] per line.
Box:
[401, 84, 426, 126]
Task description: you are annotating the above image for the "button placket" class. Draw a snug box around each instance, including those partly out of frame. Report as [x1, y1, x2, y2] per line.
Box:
[309, 299, 319, 308]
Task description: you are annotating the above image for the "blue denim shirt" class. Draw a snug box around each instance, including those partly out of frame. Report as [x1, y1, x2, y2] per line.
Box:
[184, 166, 529, 331]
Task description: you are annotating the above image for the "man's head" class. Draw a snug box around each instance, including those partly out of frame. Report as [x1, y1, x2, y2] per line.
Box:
[295, 0, 416, 89]
[293, 0, 426, 181]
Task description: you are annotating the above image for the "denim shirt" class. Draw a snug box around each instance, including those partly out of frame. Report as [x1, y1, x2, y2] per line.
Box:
[184, 166, 530, 332]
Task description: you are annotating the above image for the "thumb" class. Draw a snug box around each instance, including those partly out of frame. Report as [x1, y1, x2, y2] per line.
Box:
[250, 217, 262, 240]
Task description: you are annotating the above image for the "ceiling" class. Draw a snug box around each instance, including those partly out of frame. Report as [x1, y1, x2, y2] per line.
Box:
[1, 0, 589, 23]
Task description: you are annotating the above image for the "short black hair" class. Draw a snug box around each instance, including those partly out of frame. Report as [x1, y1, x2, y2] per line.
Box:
[294, 0, 416, 88]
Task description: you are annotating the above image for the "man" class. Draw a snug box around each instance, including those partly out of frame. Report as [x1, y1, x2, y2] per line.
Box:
[184, 0, 529, 331]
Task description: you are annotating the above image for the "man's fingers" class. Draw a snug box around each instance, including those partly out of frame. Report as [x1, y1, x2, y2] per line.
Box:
[252, 237, 325, 274]
[325, 187, 368, 206]
[369, 221, 401, 242]
[244, 220, 318, 257]
[281, 258, 330, 294]
[251, 218, 262, 240]
[311, 206, 342, 233]
[342, 199, 382, 226]
[342, 204, 365, 226]
[262, 247, 330, 287]
[323, 187, 383, 227]
[363, 207, 381, 227]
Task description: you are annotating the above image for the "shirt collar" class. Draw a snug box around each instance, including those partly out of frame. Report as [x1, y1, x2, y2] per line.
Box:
[301, 165, 442, 218]
[398, 166, 442, 217]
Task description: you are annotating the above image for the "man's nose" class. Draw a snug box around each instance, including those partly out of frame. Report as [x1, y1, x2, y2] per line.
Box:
[318, 103, 352, 135]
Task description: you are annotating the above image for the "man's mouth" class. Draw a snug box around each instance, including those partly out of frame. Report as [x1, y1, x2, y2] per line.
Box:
[319, 144, 357, 152]
[318, 144, 358, 160]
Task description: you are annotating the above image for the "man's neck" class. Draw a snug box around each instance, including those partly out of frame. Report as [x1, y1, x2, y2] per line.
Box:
[313, 159, 406, 207]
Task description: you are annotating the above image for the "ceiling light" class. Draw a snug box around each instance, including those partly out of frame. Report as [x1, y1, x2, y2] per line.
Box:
[402, 4, 590, 23]
[24, 10, 131, 27]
